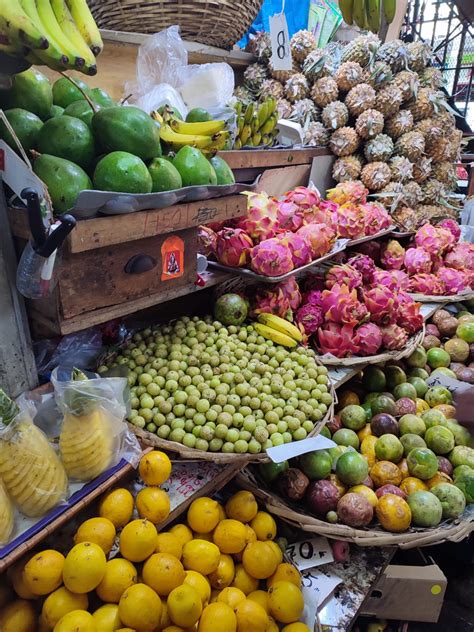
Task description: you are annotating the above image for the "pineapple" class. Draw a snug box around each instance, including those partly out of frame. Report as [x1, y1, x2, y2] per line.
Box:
[374, 84, 403, 117]
[290, 30, 317, 63]
[412, 157, 433, 183]
[419, 67, 444, 89]
[355, 109, 384, 139]
[444, 129, 463, 161]
[243, 63, 268, 94]
[277, 98, 293, 119]
[246, 31, 272, 63]
[393, 70, 420, 102]
[364, 133, 394, 162]
[395, 131, 425, 162]
[284, 73, 309, 103]
[341, 34, 380, 66]
[384, 110, 414, 139]
[304, 121, 330, 146]
[290, 98, 321, 125]
[321, 101, 349, 130]
[234, 85, 253, 104]
[269, 59, 300, 83]
[303, 49, 335, 82]
[0, 480, 13, 545]
[403, 180, 423, 207]
[426, 136, 449, 163]
[421, 178, 447, 205]
[392, 205, 419, 231]
[376, 39, 409, 73]
[259, 79, 284, 101]
[432, 161, 457, 188]
[345, 83, 376, 116]
[329, 127, 360, 156]
[362, 61, 393, 90]
[332, 155, 363, 183]
[407, 87, 436, 121]
[311, 77, 339, 107]
[407, 41, 432, 72]
[432, 109, 456, 132]
[390, 156, 414, 182]
[334, 61, 364, 92]
[361, 162, 392, 191]
[377, 181, 405, 209]
[414, 117, 444, 146]
[414, 204, 451, 225]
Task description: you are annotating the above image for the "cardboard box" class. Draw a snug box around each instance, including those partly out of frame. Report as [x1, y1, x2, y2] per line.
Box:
[360, 561, 447, 623]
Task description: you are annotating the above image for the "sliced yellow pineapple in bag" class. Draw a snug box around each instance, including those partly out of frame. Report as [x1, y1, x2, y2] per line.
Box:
[0, 480, 14, 544]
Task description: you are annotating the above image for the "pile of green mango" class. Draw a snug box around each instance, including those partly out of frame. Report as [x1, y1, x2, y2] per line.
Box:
[0, 69, 235, 214]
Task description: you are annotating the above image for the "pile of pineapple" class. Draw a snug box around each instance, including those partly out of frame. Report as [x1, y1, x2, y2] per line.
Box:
[240, 30, 463, 230]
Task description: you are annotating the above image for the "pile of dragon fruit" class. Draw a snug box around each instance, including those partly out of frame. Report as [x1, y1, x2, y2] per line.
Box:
[375, 220, 474, 296]
[199, 184, 392, 277]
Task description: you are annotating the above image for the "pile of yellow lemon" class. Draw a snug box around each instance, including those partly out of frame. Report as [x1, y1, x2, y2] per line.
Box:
[0, 451, 309, 632]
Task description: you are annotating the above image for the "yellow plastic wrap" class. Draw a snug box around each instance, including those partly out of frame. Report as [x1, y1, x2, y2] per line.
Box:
[0, 479, 14, 545]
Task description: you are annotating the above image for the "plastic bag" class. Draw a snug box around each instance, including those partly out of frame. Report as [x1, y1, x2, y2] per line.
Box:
[52, 368, 141, 482]
[0, 390, 69, 518]
[133, 83, 188, 120]
[0, 479, 14, 545]
[177, 63, 235, 111]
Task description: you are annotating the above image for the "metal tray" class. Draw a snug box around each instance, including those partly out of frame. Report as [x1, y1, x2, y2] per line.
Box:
[207, 239, 347, 284]
[347, 226, 396, 247]
[391, 230, 415, 238]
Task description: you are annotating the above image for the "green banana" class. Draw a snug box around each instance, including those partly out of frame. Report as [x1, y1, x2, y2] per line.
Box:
[257, 102, 269, 127]
[251, 115, 260, 134]
[353, 0, 367, 29]
[382, 0, 396, 23]
[240, 124, 251, 145]
[261, 115, 277, 135]
[243, 103, 254, 124]
[339, 0, 354, 25]
[365, 0, 380, 33]
[237, 116, 244, 135]
[252, 132, 262, 146]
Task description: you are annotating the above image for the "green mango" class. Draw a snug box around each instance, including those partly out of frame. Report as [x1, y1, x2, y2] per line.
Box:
[64, 100, 101, 127]
[173, 146, 216, 186]
[52, 77, 89, 109]
[87, 87, 115, 109]
[148, 157, 182, 192]
[0, 69, 52, 120]
[93, 151, 152, 194]
[210, 155, 235, 185]
[92, 106, 161, 161]
[0, 108, 43, 153]
[33, 154, 92, 214]
[48, 105, 65, 119]
[186, 108, 211, 123]
[37, 115, 95, 170]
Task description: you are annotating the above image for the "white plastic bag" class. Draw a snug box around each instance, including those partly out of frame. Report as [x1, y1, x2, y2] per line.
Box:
[177, 63, 235, 110]
[134, 83, 188, 119]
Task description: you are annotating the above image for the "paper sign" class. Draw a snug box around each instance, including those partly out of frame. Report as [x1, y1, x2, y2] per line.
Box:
[266, 434, 336, 463]
[269, 12, 292, 71]
[286, 537, 334, 571]
[300, 568, 342, 626]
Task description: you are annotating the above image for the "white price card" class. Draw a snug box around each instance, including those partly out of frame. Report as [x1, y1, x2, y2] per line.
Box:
[300, 568, 342, 626]
[266, 434, 336, 463]
[269, 11, 292, 71]
[285, 537, 334, 571]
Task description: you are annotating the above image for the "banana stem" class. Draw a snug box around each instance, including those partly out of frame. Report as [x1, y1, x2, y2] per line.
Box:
[59, 71, 97, 112]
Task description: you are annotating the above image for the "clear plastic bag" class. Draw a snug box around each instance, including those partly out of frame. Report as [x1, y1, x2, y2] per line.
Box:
[0, 478, 14, 545]
[34, 328, 104, 380]
[177, 63, 235, 111]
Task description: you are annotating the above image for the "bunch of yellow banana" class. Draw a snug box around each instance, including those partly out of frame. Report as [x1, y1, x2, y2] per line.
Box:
[0, 0, 102, 76]
[234, 97, 279, 149]
[152, 108, 230, 153]
[339, 0, 396, 32]
[254, 313, 303, 348]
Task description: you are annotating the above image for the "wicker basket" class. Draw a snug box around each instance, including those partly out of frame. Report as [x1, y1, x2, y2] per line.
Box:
[89, 0, 264, 49]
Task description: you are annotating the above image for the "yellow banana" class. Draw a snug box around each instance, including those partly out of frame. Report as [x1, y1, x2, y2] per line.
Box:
[237, 116, 244, 135]
[0, 0, 48, 50]
[365, 0, 380, 33]
[50, 0, 97, 74]
[352, 0, 367, 29]
[234, 138, 242, 149]
[251, 115, 260, 134]
[339, 0, 354, 25]
[240, 124, 251, 145]
[159, 123, 214, 149]
[66, 0, 103, 56]
[252, 131, 262, 146]
[36, 0, 86, 71]
[382, 0, 396, 23]
[234, 101, 242, 116]
[21, 0, 70, 68]
[257, 101, 270, 127]
[261, 115, 277, 135]
[257, 313, 303, 342]
[262, 134, 272, 146]
[168, 117, 226, 136]
[267, 97, 277, 116]
[244, 102, 254, 124]
[254, 323, 298, 348]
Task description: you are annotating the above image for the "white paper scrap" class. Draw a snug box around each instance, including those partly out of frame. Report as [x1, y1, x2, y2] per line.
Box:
[286, 536, 334, 571]
[266, 435, 336, 463]
[301, 568, 343, 627]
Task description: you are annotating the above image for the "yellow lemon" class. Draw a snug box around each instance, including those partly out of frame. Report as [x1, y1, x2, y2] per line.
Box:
[267, 563, 301, 589]
[9, 560, 37, 599]
[361, 435, 378, 468]
[217, 503, 227, 522]
[208, 554, 235, 590]
[225, 491, 258, 523]
[42, 587, 88, 628]
[267, 616, 280, 632]
[115, 629, 136, 632]
[213, 519, 247, 554]
[24, 549, 65, 595]
[53, 609, 94, 632]
[268, 581, 304, 624]
[242, 541, 279, 580]
[231, 564, 259, 595]
[136, 487, 170, 524]
[245, 525, 257, 544]
[186, 497, 220, 533]
[120, 519, 157, 563]
[282, 624, 311, 632]
[96, 558, 138, 603]
[63, 542, 107, 594]
[160, 601, 172, 629]
[247, 589, 270, 613]
[0, 599, 37, 632]
[235, 598, 268, 632]
[142, 553, 185, 596]
[118, 583, 162, 631]
[266, 541, 283, 565]
[167, 584, 202, 628]
[99, 488, 134, 528]
[74, 517, 116, 554]
[139, 450, 172, 486]
[182, 539, 220, 575]
[184, 570, 211, 604]
[168, 523, 193, 547]
[348, 485, 378, 508]
[155, 532, 183, 559]
[250, 512, 277, 541]
[92, 603, 121, 631]
[217, 586, 246, 609]
[198, 602, 236, 632]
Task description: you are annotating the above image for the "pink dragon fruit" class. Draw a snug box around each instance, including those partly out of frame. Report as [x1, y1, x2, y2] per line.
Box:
[303, 290, 323, 307]
[297, 223, 336, 258]
[445, 243, 474, 271]
[250, 238, 294, 277]
[390, 270, 411, 291]
[279, 277, 303, 311]
[346, 254, 376, 284]
[295, 303, 324, 335]
[380, 240, 406, 270]
[415, 223, 456, 256]
[215, 228, 253, 267]
[380, 324, 409, 351]
[334, 203, 366, 239]
[327, 181, 368, 205]
[198, 226, 217, 256]
[437, 219, 461, 242]
[282, 186, 321, 211]
[430, 254, 444, 273]
[397, 297, 423, 334]
[321, 283, 368, 326]
[409, 273, 445, 295]
[363, 202, 392, 235]
[315, 199, 339, 225]
[237, 192, 280, 242]
[279, 232, 313, 267]
[317, 323, 360, 357]
[364, 285, 399, 325]
[325, 264, 363, 291]
[276, 201, 304, 232]
[251, 286, 292, 319]
[404, 247, 432, 275]
[354, 322, 383, 356]
[371, 269, 400, 292]
[437, 267, 467, 295]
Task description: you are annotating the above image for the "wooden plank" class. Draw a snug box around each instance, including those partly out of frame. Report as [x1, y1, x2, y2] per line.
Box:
[256, 164, 312, 197]
[219, 148, 330, 170]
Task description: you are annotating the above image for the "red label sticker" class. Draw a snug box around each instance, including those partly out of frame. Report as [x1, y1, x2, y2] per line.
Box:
[161, 234, 185, 281]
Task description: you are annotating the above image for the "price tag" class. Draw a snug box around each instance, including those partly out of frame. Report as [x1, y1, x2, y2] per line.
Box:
[300, 568, 342, 626]
[269, 12, 292, 71]
[285, 537, 334, 571]
[266, 434, 336, 463]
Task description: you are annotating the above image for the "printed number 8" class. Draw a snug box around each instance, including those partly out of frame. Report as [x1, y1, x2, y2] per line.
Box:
[277, 30, 286, 59]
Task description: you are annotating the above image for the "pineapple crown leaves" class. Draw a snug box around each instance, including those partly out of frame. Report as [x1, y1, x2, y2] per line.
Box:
[63, 367, 101, 416]
[0, 388, 19, 426]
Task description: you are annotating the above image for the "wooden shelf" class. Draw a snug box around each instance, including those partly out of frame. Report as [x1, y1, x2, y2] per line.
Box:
[219, 148, 330, 170]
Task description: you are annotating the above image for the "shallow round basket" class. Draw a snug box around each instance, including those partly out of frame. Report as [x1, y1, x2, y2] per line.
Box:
[409, 291, 474, 304]
[89, 0, 264, 49]
[237, 468, 474, 548]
